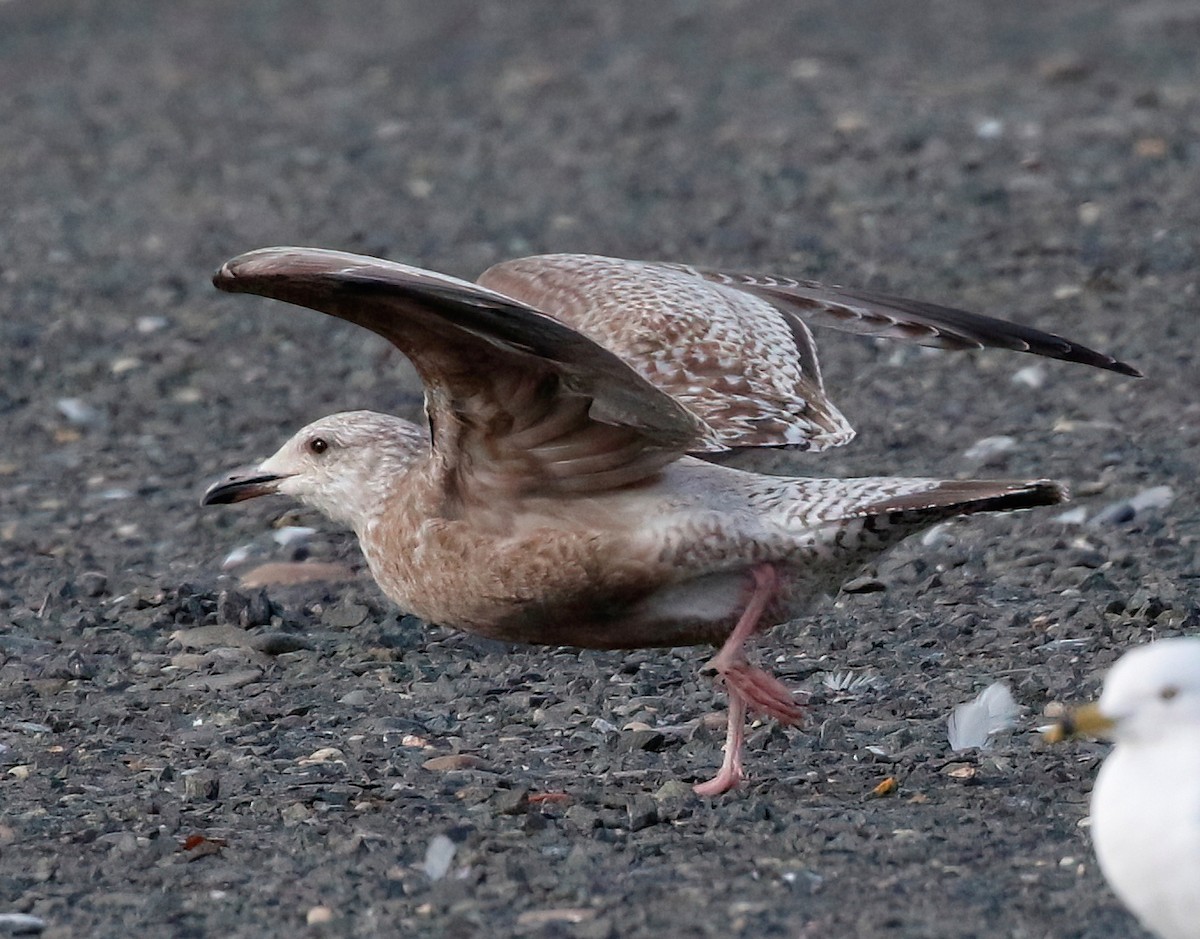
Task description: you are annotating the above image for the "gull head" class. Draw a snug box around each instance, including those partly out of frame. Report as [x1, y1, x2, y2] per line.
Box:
[1056, 638, 1200, 747]
[202, 410, 427, 534]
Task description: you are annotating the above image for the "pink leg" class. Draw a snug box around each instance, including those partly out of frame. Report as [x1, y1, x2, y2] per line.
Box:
[693, 564, 805, 796]
[692, 693, 745, 796]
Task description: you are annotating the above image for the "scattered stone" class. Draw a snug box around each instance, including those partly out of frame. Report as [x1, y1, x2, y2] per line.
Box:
[1088, 485, 1174, 527]
[8, 721, 51, 734]
[621, 728, 668, 752]
[239, 562, 356, 589]
[974, 118, 1004, 139]
[942, 763, 979, 782]
[221, 545, 255, 570]
[249, 632, 312, 655]
[183, 668, 263, 692]
[626, 795, 658, 831]
[421, 834, 457, 881]
[298, 747, 345, 766]
[0, 912, 46, 935]
[305, 906, 334, 926]
[489, 788, 529, 815]
[56, 398, 103, 428]
[182, 772, 220, 801]
[326, 600, 369, 630]
[961, 435, 1016, 466]
[653, 780, 695, 804]
[76, 571, 108, 598]
[515, 908, 595, 927]
[1011, 364, 1046, 389]
[272, 526, 317, 548]
[422, 754, 486, 772]
[170, 625, 255, 652]
[841, 575, 886, 594]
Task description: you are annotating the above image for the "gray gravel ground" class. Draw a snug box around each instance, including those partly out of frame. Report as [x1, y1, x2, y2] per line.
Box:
[2, 2, 1198, 937]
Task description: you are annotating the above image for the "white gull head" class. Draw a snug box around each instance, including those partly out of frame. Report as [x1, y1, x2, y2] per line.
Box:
[1095, 638, 1200, 746]
[202, 410, 427, 535]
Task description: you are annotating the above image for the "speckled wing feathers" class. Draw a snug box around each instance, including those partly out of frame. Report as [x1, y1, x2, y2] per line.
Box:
[672, 266, 1142, 376]
[479, 255, 855, 453]
[745, 475, 1065, 531]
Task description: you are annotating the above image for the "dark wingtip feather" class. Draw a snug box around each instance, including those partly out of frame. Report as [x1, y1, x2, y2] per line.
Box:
[864, 478, 1068, 519]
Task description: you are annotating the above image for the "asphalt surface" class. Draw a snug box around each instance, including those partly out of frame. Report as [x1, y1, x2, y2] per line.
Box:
[1, 2, 1197, 937]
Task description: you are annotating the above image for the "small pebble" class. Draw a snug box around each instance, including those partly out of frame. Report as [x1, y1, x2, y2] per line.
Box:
[1011, 364, 1046, 389]
[306, 906, 334, 926]
[621, 729, 667, 752]
[250, 632, 311, 656]
[298, 748, 345, 766]
[975, 118, 1004, 139]
[422, 834, 456, 880]
[56, 398, 102, 428]
[221, 545, 255, 569]
[272, 526, 316, 548]
[490, 788, 530, 815]
[515, 909, 594, 927]
[961, 435, 1016, 465]
[1089, 485, 1174, 527]
[182, 772, 220, 801]
[422, 754, 485, 772]
[0, 912, 46, 935]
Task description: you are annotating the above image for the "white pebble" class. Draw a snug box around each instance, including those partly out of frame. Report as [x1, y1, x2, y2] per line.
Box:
[975, 118, 1004, 139]
[1011, 364, 1046, 389]
[221, 545, 254, 569]
[272, 526, 317, 548]
[422, 834, 457, 881]
[962, 435, 1016, 464]
[56, 398, 102, 427]
[0, 912, 46, 933]
[1128, 485, 1174, 513]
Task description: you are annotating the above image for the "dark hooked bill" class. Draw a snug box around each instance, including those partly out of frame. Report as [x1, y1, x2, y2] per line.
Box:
[201, 471, 284, 505]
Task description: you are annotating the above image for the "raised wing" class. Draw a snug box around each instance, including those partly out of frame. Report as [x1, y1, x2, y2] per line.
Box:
[478, 254, 1140, 461]
[478, 255, 855, 453]
[670, 266, 1142, 377]
[213, 247, 715, 498]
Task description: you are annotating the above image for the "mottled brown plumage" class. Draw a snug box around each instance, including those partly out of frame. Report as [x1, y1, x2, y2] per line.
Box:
[201, 247, 1138, 794]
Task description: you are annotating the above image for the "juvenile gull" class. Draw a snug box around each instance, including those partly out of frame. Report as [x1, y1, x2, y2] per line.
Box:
[1048, 639, 1200, 939]
[202, 247, 1139, 794]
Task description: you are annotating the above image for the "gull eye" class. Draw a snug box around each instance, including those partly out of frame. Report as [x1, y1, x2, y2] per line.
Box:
[1159, 685, 1179, 702]
[307, 437, 329, 455]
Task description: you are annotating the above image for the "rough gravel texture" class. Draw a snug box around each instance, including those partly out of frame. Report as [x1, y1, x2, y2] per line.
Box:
[2, 2, 1197, 937]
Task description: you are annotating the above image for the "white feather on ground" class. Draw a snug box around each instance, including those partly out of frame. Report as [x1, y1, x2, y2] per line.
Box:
[947, 682, 1020, 751]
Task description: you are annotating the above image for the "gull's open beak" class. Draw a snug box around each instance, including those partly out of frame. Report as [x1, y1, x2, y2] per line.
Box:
[201, 469, 287, 505]
[1042, 702, 1116, 743]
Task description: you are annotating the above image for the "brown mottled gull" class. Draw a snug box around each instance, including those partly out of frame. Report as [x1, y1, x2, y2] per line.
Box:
[202, 248, 1138, 795]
